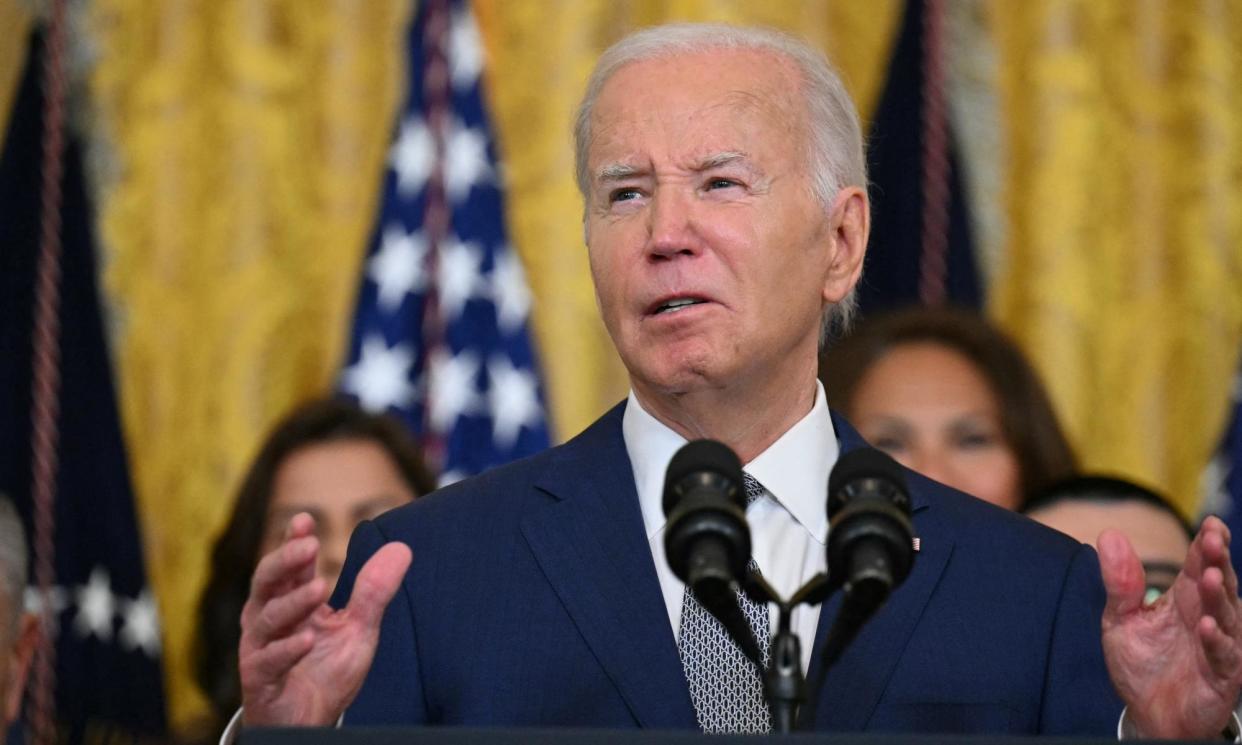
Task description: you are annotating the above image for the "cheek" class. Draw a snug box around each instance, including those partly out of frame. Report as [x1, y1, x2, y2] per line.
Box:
[960, 453, 1023, 510]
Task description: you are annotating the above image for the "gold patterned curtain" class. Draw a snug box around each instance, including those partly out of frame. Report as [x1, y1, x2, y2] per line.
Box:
[81, 0, 901, 732]
[989, 0, 1242, 516]
[11, 0, 1230, 733]
[0, 1, 33, 138]
[88, 0, 416, 731]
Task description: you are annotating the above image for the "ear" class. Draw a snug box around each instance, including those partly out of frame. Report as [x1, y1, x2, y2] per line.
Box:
[3, 613, 38, 726]
[821, 186, 869, 304]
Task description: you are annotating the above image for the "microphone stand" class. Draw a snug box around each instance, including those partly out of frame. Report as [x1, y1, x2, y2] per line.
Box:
[743, 571, 831, 734]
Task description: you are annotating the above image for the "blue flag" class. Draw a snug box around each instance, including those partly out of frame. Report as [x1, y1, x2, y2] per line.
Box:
[0, 31, 166, 744]
[340, 0, 551, 484]
[1202, 360, 1242, 578]
[860, 0, 982, 314]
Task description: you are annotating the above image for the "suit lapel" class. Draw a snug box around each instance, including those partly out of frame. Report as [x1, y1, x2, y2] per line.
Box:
[804, 414, 956, 731]
[519, 404, 698, 730]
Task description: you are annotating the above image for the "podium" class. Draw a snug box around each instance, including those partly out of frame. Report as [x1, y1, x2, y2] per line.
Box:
[240, 728, 1210, 745]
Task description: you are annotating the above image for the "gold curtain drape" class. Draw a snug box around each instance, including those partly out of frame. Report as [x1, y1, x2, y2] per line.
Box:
[89, 0, 416, 731]
[0, 1, 33, 139]
[989, 0, 1242, 516]
[84, 0, 901, 733]
[5, 0, 1227, 733]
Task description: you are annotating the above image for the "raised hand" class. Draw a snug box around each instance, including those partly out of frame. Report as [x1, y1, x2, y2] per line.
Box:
[238, 513, 412, 726]
[1099, 515, 1242, 739]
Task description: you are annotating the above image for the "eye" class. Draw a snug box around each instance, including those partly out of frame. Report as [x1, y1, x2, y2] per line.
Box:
[706, 177, 740, 190]
[955, 431, 999, 450]
[609, 187, 642, 203]
[870, 436, 906, 453]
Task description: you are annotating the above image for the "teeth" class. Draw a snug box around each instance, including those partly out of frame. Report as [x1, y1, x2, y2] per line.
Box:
[657, 298, 701, 314]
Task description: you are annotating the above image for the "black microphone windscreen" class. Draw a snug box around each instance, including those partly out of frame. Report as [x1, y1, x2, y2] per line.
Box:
[828, 447, 907, 511]
[664, 440, 743, 505]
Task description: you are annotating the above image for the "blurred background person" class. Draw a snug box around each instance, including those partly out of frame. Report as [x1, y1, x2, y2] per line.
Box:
[1, 496, 38, 739]
[190, 398, 435, 741]
[822, 306, 1077, 511]
[1024, 475, 1195, 605]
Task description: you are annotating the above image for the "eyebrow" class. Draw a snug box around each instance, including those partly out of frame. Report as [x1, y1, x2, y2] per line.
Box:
[696, 151, 749, 171]
[596, 163, 644, 183]
[594, 151, 754, 185]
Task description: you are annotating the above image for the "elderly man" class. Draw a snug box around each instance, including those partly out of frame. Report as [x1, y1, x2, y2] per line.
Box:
[236, 24, 1242, 738]
[1, 496, 38, 734]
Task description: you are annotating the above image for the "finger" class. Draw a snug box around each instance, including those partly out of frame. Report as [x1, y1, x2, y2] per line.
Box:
[249, 534, 319, 605]
[241, 627, 315, 685]
[345, 542, 413, 631]
[1098, 529, 1147, 619]
[251, 576, 329, 644]
[284, 512, 316, 541]
[285, 513, 319, 587]
[1198, 615, 1241, 679]
[1201, 566, 1240, 638]
[1199, 523, 1239, 596]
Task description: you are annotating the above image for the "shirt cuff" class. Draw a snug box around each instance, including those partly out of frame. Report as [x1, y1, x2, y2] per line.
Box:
[1117, 707, 1242, 741]
[219, 709, 243, 745]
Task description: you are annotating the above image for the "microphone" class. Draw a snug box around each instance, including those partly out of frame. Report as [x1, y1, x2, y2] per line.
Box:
[825, 447, 915, 611]
[801, 447, 916, 729]
[663, 439, 763, 668]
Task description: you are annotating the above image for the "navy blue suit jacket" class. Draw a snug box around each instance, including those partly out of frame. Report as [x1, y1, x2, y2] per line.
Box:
[331, 403, 1123, 734]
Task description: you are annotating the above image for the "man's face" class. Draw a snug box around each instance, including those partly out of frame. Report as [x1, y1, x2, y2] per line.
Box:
[583, 49, 863, 400]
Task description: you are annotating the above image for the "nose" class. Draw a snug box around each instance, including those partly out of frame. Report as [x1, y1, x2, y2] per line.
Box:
[907, 448, 951, 488]
[646, 186, 699, 261]
[318, 531, 347, 595]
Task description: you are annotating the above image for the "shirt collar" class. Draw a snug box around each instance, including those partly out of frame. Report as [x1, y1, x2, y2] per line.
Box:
[624, 382, 839, 544]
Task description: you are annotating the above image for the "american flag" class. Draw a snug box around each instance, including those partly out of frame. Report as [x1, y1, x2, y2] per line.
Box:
[339, 0, 551, 485]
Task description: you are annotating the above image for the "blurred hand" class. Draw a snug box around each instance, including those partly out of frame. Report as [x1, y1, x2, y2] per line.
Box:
[1100, 515, 1242, 738]
[238, 513, 411, 726]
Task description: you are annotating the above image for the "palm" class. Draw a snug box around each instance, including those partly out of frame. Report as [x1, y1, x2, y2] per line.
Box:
[1099, 518, 1242, 738]
[244, 605, 380, 725]
[239, 524, 412, 728]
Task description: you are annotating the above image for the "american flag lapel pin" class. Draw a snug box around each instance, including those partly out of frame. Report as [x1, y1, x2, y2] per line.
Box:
[912, 537, 921, 552]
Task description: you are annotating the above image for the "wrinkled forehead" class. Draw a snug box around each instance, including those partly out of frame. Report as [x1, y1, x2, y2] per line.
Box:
[586, 49, 809, 164]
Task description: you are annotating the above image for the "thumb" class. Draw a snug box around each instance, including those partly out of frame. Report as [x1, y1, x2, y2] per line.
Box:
[1098, 529, 1147, 619]
[346, 542, 413, 630]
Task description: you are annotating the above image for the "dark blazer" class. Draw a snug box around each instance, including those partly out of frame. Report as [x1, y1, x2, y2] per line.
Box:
[331, 402, 1122, 734]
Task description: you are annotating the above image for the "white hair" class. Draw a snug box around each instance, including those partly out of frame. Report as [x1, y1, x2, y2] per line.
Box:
[0, 496, 27, 634]
[572, 23, 867, 338]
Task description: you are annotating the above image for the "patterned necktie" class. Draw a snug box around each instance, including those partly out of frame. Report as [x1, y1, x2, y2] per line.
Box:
[677, 472, 772, 733]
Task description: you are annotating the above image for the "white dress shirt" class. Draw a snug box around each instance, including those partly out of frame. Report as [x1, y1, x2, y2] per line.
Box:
[624, 382, 836, 674]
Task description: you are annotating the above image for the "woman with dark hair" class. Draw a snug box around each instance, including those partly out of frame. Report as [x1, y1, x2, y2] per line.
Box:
[192, 397, 435, 738]
[821, 306, 1076, 511]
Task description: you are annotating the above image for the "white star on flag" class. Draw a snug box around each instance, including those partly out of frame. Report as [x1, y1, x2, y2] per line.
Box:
[487, 355, 542, 449]
[389, 116, 435, 197]
[438, 235, 485, 320]
[444, 121, 491, 202]
[119, 589, 162, 658]
[341, 335, 417, 412]
[490, 249, 533, 332]
[74, 567, 115, 641]
[449, 6, 483, 91]
[427, 347, 481, 434]
[370, 224, 428, 311]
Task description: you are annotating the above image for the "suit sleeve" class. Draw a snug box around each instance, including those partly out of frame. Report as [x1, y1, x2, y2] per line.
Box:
[331, 518, 429, 726]
[1038, 543, 1124, 735]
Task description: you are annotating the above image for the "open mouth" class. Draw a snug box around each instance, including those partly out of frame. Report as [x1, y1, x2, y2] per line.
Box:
[652, 297, 707, 315]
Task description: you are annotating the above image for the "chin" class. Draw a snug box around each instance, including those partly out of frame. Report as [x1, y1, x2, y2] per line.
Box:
[633, 357, 726, 397]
